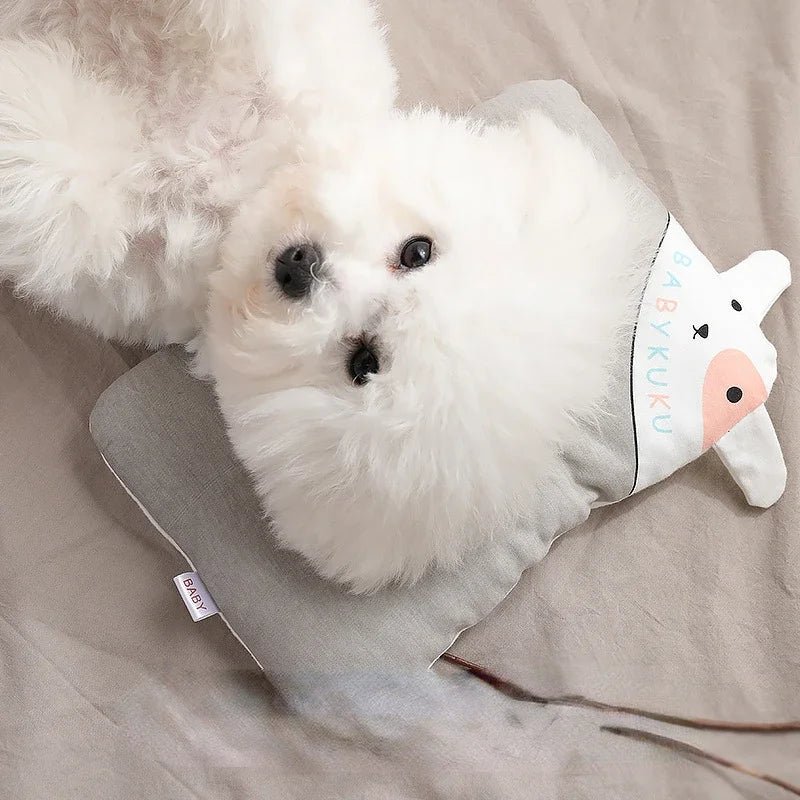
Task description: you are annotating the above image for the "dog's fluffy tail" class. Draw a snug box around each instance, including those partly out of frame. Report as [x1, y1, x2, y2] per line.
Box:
[0, 38, 142, 314]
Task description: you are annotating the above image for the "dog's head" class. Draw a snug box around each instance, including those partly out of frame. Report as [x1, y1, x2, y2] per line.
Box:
[206, 107, 651, 592]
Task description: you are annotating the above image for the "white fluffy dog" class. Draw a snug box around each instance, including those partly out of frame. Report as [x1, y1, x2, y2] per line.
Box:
[0, 0, 658, 591]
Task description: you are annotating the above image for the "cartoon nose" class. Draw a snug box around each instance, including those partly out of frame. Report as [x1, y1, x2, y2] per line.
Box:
[275, 243, 321, 299]
[693, 323, 709, 340]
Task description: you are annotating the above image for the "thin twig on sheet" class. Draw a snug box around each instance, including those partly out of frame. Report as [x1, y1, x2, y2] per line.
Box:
[441, 652, 800, 732]
[601, 725, 800, 798]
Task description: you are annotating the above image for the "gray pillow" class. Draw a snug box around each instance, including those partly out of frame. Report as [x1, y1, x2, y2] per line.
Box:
[90, 80, 667, 698]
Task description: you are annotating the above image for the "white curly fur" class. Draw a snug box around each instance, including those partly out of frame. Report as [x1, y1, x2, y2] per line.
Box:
[0, 0, 660, 591]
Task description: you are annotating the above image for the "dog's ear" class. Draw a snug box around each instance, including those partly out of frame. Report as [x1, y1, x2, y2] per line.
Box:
[255, 0, 397, 122]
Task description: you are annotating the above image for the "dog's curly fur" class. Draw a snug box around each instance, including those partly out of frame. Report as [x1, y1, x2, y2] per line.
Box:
[0, 0, 660, 591]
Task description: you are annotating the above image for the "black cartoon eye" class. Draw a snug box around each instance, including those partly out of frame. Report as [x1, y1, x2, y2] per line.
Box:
[731, 299, 742, 311]
[726, 386, 743, 403]
[399, 236, 433, 270]
[348, 343, 379, 385]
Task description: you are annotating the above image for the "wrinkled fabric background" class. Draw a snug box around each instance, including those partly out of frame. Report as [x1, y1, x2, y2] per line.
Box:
[2, 2, 799, 798]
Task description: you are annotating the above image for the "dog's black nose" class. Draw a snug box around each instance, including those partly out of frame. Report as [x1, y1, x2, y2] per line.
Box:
[275, 243, 320, 299]
[693, 323, 709, 340]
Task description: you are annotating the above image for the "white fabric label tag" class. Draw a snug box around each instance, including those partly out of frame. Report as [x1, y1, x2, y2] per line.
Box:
[173, 571, 219, 622]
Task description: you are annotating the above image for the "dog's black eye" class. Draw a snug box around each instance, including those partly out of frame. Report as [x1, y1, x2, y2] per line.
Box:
[348, 343, 379, 385]
[731, 299, 742, 311]
[399, 236, 432, 270]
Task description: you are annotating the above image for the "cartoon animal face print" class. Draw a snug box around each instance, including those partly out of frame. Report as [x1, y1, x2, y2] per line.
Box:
[630, 215, 789, 503]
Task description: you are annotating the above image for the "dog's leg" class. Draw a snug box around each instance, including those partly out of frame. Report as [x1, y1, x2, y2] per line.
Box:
[0, 39, 143, 328]
[256, 0, 397, 115]
[177, 0, 397, 117]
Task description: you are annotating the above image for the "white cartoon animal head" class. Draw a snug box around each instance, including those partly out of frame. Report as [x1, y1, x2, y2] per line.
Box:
[632, 216, 790, 506]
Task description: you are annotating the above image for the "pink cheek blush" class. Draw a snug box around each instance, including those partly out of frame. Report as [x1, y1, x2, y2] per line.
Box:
[702, 348, 767, 451]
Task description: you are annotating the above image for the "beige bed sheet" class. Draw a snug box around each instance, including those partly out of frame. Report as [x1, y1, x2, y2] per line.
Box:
[2, 1, 799, 798]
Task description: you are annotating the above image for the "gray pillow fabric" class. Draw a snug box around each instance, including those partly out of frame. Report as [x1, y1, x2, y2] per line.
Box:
[90, 80, 668, 698]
